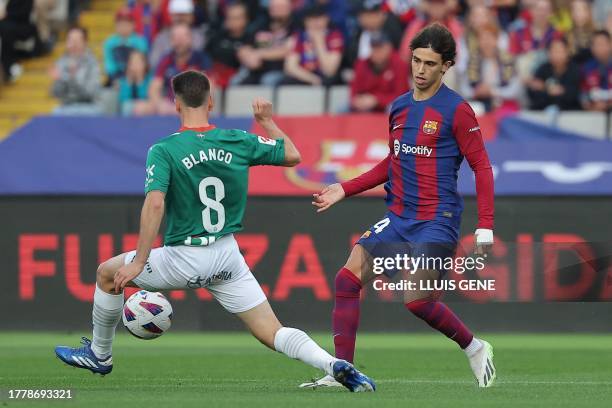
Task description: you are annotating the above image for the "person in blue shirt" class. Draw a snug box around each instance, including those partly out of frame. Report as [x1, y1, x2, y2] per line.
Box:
[103, 7, 148, 84]
[118, 50, 152, 116]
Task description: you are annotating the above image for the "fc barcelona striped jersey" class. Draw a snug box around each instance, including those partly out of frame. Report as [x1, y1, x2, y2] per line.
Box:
[383, 84, 494, 228]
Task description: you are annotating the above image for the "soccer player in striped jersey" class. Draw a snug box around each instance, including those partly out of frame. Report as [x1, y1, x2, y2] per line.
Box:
[54, 70, 375, 392]
[309, 23, 496, 388]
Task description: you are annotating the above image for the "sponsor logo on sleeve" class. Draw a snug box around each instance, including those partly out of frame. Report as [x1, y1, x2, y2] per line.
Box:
[257, 136, 277, 146]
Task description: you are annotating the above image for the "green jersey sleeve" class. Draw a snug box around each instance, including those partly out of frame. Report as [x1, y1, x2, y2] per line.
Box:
[144, 144, 171, 194]
[245, 132, 286, 166]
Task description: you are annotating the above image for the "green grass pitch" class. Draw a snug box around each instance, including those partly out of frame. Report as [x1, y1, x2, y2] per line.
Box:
[1, 332, 612, 407]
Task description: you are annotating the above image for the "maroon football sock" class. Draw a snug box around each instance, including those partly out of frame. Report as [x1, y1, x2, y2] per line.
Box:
[405, 299, 473, 349]
[332, 267, 362, 363]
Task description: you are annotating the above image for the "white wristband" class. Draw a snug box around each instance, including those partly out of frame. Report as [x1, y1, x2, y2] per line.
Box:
[475, 228, 494, 245]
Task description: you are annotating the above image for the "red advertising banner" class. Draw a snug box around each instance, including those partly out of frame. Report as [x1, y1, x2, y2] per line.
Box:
[249, 114, 389, 196]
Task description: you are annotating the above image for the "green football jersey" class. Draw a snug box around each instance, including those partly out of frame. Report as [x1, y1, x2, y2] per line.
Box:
[144, 125, 285, 246]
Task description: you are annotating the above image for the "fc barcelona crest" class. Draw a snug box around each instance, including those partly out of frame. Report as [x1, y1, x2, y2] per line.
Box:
[422, 120, 438, 135]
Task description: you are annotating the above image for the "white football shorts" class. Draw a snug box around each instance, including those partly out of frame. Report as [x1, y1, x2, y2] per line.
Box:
[125, 234, 267, 314]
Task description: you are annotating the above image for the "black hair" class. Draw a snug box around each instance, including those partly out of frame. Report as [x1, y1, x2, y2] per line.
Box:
[171, 70, 210, 108]
[303, 4, 327, 19]
[409, 23, 456, 65]
[592, 29, 611, 42]
[226, 0, 249, 16]
[546, 36, 569, 50]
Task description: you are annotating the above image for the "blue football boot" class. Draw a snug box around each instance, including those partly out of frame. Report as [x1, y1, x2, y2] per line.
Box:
[55, 337, 113, 375]
[332, 360, 376, 392]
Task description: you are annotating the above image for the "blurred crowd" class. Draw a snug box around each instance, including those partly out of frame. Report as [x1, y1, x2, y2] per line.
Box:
[2, 0, 611, 116]
[0, 0, 91, 82]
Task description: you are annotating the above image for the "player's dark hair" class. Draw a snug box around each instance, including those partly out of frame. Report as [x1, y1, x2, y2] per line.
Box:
[410, 23, 456, 66]
[171, 70, 210, 108]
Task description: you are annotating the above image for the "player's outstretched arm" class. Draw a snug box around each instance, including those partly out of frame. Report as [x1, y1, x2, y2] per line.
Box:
[252, 97, 301, 166]
[312, 154, 391, 213]
[312, 183, 345, 213]
[114, 191, 165, 293]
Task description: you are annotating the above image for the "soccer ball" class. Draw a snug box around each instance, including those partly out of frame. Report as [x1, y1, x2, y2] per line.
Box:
[122, 290, 173, 340]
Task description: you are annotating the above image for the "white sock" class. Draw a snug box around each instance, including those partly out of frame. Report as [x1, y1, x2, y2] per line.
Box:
[91, 285, 124, 359]
[273, 327, 338, 376]
[464, 337, 483, 357]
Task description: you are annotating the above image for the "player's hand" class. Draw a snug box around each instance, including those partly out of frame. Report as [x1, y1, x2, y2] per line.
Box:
[252, 97, 274, 124]
[312, 183, 345, 213]
[114, 261, 145, 294]
[474, 228, 494, 258]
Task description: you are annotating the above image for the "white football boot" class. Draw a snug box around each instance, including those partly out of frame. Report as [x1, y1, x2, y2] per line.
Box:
[468, 339, 496, 388]
[299, 374, 343, 389]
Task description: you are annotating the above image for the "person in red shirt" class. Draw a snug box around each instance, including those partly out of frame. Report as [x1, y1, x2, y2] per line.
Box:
[350, 32, 409, 112]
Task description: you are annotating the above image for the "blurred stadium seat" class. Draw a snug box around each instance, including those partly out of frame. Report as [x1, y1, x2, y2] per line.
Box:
[225, 86, 274, 117]
[328, 85, 350, 114]
[557, 111, 609, 140]
[276, 85, 326, 115]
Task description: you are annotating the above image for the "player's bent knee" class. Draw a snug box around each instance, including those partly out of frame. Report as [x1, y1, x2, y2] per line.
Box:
[96, 262, 111, 285]
[96, 257, 123, 292]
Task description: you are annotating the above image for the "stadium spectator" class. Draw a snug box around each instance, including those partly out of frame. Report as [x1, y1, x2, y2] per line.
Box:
[131, 0, 168, 45]
[398, 0, 464, 63]
[118, 50, 152, 116]
[345, 0, 403, 65]
[464, 0, 520, 31]
[149, 0, 205, 70]
[350, 31, 409, 112]
[211, 0, 263, 26]
[550, 0, 572, 33]
[580, 30, 611, 112]
[281, 5, 344, 86]
[566, 0, 596, 64]
[459, 23, 521, 112]
[133, 23, 208, 115]
[205, 1, 253, 88]
[382, 0, 420, 29]
[231, 0, 295, 86]
[526, 37, 581, 110]
[300, 0, 350, 39]
[509, 0, 562, 55]
[0, 0, 38, 82]
[50, 26, 101, 115]
[509, 0, 562, 80]
[103, 7, 148, 84]
[457, 5, 510, 73]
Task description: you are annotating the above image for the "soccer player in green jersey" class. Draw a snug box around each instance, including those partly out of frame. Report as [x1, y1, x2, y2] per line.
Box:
[54, 70, 375, 392]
